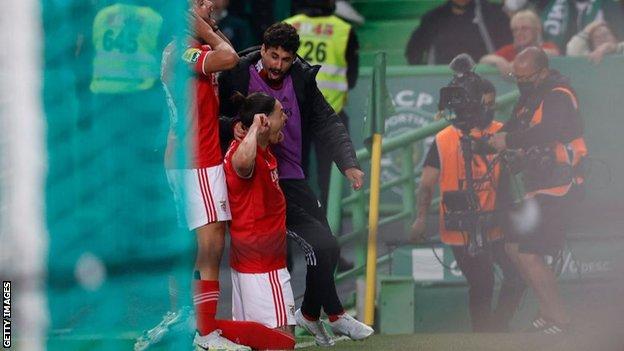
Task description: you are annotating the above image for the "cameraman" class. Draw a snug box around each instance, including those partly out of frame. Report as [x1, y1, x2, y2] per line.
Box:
[488, 47, 587, 334]
[410, 58, 525, 332]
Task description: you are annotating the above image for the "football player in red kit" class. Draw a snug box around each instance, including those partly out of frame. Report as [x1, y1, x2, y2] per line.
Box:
[161, 1, 246, 349]
[223, 92, 295, 347]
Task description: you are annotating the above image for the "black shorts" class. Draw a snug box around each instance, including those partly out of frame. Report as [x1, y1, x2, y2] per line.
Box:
[507, 194, 569, 256]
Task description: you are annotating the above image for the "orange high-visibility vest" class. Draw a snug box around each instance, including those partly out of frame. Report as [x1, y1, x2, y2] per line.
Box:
[524, 87, 588, 198]
[436, 122, 503, 246]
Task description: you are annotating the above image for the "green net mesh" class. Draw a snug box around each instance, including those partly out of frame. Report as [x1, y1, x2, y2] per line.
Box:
[43, 1, 194, 349]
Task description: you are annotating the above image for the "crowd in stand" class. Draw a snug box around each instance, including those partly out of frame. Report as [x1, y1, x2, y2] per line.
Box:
[214, 0, 624, 70]
[405, 0, 624, 70]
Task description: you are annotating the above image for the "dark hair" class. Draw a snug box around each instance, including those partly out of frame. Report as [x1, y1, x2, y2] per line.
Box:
[231, 92, 277, 128]
[263, 22, 301, 54]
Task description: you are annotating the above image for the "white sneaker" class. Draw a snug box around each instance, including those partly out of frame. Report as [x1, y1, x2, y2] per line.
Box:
[329, 313, 374, 340]
[295, 309, 335, 347]
[194, 330, 251, 351]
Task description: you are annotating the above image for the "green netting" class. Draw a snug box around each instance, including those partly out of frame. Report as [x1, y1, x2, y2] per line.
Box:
[43, 1, 193, 349]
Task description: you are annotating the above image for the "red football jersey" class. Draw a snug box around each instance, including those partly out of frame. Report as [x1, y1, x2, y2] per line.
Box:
[163, 41, 222, 169]
[224, 140, 287, 273]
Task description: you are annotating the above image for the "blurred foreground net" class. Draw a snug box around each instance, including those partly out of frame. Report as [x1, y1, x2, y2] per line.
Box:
[41, 1, 194, 349]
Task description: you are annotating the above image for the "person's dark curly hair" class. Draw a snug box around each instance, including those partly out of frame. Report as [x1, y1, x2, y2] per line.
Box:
[263, 22, 301, 54]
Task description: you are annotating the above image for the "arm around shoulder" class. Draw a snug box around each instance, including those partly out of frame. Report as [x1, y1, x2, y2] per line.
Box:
[479, 54, 512, 76]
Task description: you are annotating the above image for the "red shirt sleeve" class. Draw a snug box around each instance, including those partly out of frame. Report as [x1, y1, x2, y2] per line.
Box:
[542, 42, 561, 55]
[181, 44, 212, 76]
[494, 44, 516, 61]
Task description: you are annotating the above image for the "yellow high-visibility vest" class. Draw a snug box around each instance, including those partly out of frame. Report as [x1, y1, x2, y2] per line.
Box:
[90, 4, 163, 94]
[284, 14, 350, 112]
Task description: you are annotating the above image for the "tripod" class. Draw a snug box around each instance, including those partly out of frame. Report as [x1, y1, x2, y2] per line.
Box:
[458, 131, 486, 256]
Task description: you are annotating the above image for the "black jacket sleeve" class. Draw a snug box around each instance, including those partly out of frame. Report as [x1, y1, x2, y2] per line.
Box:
[219, 116, 234, 154]
[405, 12, 437, 65]
[305, 70, 360, 173]
[345, 29, 359, 89]
[218, 69, 237, 118]
[506, 90, 578, 149]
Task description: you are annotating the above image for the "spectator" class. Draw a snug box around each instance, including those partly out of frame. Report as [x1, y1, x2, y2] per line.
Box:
[405, 0, 512, 65]
[480, 10, 559, 76]
[540, 0, 606, 50]
[502, 0, 620, 42]
[212, 0, 255, 51]
[567, 20, 624, 63]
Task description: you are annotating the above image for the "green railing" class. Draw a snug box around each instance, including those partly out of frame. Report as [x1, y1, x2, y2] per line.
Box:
[329, 80, 520, 282]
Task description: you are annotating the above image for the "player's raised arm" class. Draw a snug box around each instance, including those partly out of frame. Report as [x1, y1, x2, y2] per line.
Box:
[190, 8, 238, 74]
[231, 114, 269, 178]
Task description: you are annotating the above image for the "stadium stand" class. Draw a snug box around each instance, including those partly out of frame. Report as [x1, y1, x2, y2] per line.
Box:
[350, 0, 445, 65]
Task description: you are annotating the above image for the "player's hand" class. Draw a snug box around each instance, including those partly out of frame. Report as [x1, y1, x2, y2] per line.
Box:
[233, 121, 246, 141]
[344, 167, 365, 190]
[409, 218, 427, 243]
[583, 20, 605, 36]
[588, 43, 615, 64]
[252, 113, 270, 135]
[587, 49, 606, 64]
[206, 15, 219, 31]
[190, 9, 214, 41]
[488, 132, 507, 152]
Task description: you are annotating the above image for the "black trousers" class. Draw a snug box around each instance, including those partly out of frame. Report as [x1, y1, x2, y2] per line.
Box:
[281, 179, 343, 318]
[451, 241, 526, 332]
[315, 110, 349, 208]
